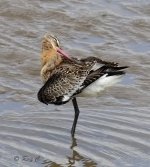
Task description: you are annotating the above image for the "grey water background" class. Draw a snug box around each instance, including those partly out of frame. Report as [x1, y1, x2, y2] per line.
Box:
[0, 0, 150, 167]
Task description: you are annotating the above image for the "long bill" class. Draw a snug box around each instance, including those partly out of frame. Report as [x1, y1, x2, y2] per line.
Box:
[57, 48, 71, 59]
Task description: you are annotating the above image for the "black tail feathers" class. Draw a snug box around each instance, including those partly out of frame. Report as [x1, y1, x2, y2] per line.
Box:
[106, 66, 128, 76]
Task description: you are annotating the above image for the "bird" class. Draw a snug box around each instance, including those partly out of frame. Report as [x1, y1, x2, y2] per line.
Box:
[37, 33, 128, 137]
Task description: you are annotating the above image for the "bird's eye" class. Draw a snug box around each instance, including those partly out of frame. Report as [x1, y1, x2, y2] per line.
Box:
[53, 37, 60, 47]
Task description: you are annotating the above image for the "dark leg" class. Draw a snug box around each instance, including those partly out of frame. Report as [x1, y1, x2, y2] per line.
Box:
[71, 98, 80, 137]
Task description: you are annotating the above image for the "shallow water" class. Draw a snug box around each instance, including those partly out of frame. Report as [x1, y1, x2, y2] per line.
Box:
[0, 0, 150, 167]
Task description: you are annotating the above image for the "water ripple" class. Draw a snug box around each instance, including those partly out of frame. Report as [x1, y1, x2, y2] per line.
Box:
[1, 0, 150, 166]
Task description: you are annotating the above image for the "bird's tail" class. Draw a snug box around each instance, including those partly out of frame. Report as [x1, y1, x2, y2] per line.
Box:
[106, 66, 128, 76]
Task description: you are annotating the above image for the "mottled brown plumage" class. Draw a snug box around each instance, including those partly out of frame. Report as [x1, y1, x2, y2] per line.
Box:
[38, 62, 94, 105]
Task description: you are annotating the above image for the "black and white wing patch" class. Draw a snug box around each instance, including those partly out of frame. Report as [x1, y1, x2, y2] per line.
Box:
[73, 63, 128, 96]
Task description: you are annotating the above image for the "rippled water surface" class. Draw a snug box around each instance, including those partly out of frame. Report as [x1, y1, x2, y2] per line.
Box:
[0, 0, 150, 167]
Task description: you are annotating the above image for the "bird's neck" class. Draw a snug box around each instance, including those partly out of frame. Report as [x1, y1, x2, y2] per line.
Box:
[40, 50, 63, 83]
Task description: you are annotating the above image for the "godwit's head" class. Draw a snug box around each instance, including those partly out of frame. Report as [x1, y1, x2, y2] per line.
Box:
[42, 33, 60, 51]
[41, 33, 70, 66]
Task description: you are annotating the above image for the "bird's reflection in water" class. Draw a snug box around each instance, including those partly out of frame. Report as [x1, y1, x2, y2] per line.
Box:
[42, 137, 97, 167]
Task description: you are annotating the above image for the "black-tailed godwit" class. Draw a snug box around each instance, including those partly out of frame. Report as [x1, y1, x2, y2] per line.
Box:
[38, 34, 128, 137]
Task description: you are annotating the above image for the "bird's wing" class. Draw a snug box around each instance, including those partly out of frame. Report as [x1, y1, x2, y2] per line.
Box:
[81, 65, 128, 89]
[72, 57, 128, 96]
[37, 63, 93, 105]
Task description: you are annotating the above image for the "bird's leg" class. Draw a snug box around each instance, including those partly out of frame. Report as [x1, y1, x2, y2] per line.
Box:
[71, 98, 80, 137]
